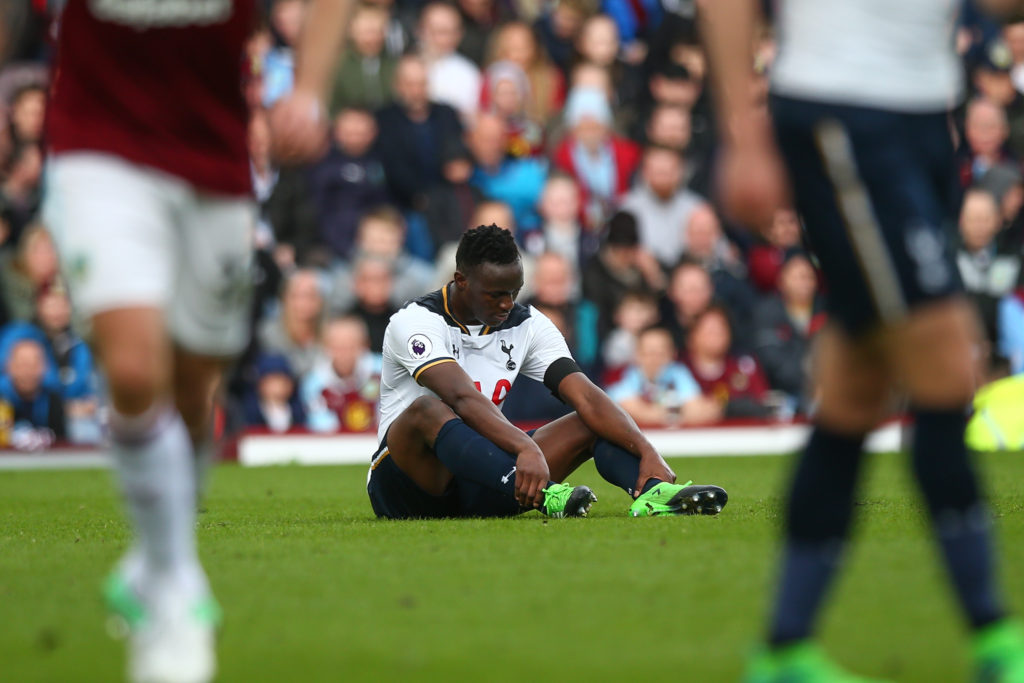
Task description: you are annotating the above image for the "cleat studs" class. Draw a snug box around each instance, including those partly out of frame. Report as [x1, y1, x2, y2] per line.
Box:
[715, 505, 722, 513]
[681, 503, 688, 510]
[692, 494, 700, 502]
[696, 506, 703, 513]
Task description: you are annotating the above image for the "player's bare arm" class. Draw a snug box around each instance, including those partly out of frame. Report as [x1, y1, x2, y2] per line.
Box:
[699, 0, 788, 229]
[270, 0, 355, 163]
[557, 373, 675, 497]
[417, 360, 549, 509]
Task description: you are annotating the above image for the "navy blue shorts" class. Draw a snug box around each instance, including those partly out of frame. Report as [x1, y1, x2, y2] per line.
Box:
[366, 430, 524, 520]
[770, 94, 963, 336]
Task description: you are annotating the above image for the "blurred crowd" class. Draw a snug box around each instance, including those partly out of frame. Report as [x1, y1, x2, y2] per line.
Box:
[0, 0, 1023, 449]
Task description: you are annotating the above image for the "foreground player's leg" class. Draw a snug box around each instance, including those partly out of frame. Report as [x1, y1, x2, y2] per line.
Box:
[94, 309, 217, 683]
[173, 350, 232, 502]
[386, 397, 594, 517]
[749, 328, 890, 682]
[894, 301, 1024, 679]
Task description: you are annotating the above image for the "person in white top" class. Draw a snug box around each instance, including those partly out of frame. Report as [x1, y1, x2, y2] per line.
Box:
[702, 0, 1024, 678]
[418, 1, 481, 121]
[367, 224, 727, 519]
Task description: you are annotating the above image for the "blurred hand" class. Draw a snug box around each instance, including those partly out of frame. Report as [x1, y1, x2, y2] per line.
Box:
[634, 248, 667, 290]
[268, 89, 328, 165]
[682, 396, 724, 425]
[514, 444, 550, 509]
[634, 449, 676, 498]
[717, 121, 790, 233]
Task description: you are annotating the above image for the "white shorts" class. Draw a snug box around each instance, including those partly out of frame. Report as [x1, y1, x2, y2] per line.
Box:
[44, 152, 255, 357]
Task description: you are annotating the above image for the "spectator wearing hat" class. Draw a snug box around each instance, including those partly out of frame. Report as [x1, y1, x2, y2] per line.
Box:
[241, 353, 307, 433]
[553, 86, 641, 230]
[375, 55, 464, 212]
[970, 38, 1024, 159]
[752, 250, 826, 413]
[957, 187, 1023, 343]
[468, 112, 548, 236]
[305, 108, 389, 263]
[619, 144, 706, 268]
[418, 1, 482, 121]
[301, 316, 382, 433]
[0, 337, 65, 448]
[329, 4, 398, 115]
[582, 210, 665, 337]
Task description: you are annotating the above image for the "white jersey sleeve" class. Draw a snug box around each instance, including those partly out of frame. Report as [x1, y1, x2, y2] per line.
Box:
[383, 304, 457, 382]
[519, 306, 576, 384]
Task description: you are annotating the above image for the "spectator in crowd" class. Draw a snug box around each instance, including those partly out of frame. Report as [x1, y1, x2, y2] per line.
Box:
[262, 0, 306, 105]
[536, 173, 599, 277]
[422, 138, 482, 250]
[0, 141, 43, 243]
[660, 257, 714, 348]
[456, 0, 509, 67]
[468, 112, 548, 236]
[534, 0, 590, 72]
[602, 288, 659, 371]
[553, 86, 641, 229]
[600, 0, 661, 59]
[375, 55, 464, 211]
[582, 210, 664, 336]
[970, 39, 1024, 158]
[306, 108, 389, 262]
[418, 1, 482, 121]
[329, 4, 398, 114]
[999, 289, 1024, 373]
[483, 60, 545, 157]
[607, 325, 722, 426]
[977, 161, 1024, 229]
[524, 251, 599, 370]
[257, 269, 325, 380]
[748, 208, 803, 293]
[343, 256, 399, 352]
[253, 111, 319, 271]
[302, 316, 382, 433]
[643, 103, 692, 153]
[683, 304, 774, 419]
[484, 21, 565, 127]
[957, 187, 1023, 342]
[1005, 20, 1024, 94]
[30, 280, 94, 402]
[959, 97, 1015, 190]
[240, 353, 307, 433]
[364, 0, 410, 58]
[681, 204, 758, 338]
[7, 83, 45, 145]
[573, 14, 644, 122]
[0, 337, 65, 448]
[619, 144, 705, 267]
[329, 206, 435, 312]
[0, 224, 58, 322]
[752, 250, 825, 412]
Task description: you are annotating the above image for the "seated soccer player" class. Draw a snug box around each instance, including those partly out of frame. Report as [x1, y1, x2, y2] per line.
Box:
[366, 224, 728, 519]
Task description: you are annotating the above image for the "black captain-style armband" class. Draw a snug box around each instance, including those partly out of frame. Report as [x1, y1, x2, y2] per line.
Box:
[543, 357, 582, 401]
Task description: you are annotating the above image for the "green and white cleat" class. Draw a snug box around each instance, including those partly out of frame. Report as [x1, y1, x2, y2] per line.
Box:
[104, 560, 222, 683]
[744, 641, 891, 683]
[540, 482, 597, 518]
[974, 619, 1024, 683]
[629, 480, 728, 517]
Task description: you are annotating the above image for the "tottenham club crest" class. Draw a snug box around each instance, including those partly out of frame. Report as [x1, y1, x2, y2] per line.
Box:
[500, 340, 516, 371]
[408, 334, 432, 359]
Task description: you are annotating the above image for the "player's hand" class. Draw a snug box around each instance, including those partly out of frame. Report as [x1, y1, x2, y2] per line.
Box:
[514, 445, 550, 509]
[717, 120, 790, 232]
[635, 450, 675, 499]
[268, 88, 328, 165]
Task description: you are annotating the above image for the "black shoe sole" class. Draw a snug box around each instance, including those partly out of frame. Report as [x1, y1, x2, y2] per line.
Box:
[665, 485, 728, 516]
[564, 485, 598, 517]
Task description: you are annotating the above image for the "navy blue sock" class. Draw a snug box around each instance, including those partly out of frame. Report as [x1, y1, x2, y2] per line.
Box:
[592, 438, 661, 497]
[912, 409, 1005, 629]
[768, 425, 865, 646]
[432, 418, 547, 499]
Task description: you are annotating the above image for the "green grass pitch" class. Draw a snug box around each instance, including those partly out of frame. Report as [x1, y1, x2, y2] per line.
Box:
[2, 452, 1024, 682]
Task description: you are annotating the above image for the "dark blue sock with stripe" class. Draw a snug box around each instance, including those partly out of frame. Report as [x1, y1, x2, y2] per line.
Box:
[432, 418, 546, 499]
[592, 438, 662, 497]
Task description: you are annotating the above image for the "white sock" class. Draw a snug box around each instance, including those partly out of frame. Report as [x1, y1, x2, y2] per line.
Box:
[110, 403, 201, 593]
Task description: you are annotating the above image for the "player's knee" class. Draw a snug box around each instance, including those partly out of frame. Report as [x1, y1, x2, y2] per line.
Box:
[408, 396, 456, 432]
[103, 354, 166, 414]
[895, 300, 980, 410]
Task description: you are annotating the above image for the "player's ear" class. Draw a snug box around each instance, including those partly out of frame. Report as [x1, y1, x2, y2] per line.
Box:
[453, 269, 468, 289]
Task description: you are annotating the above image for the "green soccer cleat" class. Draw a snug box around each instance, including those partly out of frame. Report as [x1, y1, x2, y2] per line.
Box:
[974, 619, 1024, 683]
[744, 641, 891, 683]
[628, 480, 728, 517]
[540, 482, 597, 518]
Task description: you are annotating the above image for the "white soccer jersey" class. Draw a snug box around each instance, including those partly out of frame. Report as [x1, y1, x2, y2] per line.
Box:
[377, 285, 577, 441]
[771, 0, 963, 112]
